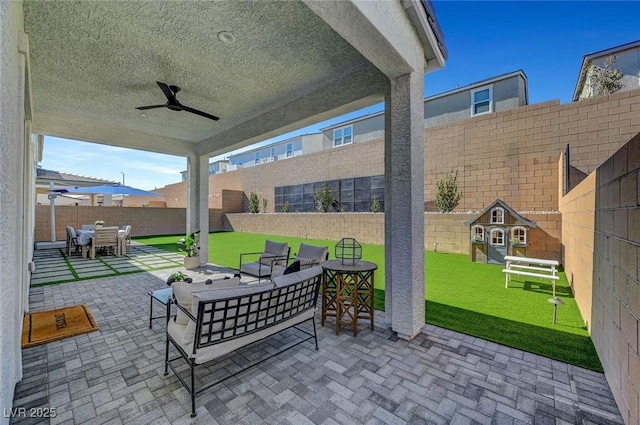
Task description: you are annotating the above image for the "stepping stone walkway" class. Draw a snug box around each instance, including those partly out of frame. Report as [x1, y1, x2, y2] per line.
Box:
[30, 242, 185, 286]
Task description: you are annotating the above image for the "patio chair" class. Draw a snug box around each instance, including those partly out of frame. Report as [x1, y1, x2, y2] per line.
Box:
[238, 240, 290, 280]
[272, 243, 329, 278]
[119, 225, 132, 255]
[65, 226, 80, 257]
[89, 226, 120, 259]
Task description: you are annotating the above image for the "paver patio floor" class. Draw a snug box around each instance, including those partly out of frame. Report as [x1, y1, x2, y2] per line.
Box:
[12, 266, 623, 424]
[30, 243, 185, 286]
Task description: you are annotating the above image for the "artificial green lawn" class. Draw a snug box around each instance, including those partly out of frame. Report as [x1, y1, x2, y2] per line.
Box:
[135, 231, 602, 371]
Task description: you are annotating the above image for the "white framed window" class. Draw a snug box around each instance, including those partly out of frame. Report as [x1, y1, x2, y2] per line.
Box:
[271, 147, 277, 161]
[333, 125, 353, 147]
[471, 85, 493, 116]
[490, 228, 505, 246]
[490, 207, 504, 224]
[286, 143, 293, 158]
[471, 225, 484, 242]
[511, 226, 527, 245]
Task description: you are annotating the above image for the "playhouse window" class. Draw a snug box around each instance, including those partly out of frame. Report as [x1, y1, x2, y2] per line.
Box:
[490, 228, 505, 246]
[511, 226, 527, 245]
[471, 225, 484, 242]
[490, 207, 504, 224]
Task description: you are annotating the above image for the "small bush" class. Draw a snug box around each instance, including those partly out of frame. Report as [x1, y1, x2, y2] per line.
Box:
[262, 198, 268, 213]
[249, 191, 260, 213]
[436, 170, 462, 212]
[314, 182, 335, 213]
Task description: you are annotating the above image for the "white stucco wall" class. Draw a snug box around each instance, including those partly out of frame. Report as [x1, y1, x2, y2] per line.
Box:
[0, 1, 27, 421]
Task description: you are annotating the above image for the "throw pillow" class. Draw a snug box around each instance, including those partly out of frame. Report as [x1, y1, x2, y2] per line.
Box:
[295, 256, 317, 268]
[283, 260, 301, 275]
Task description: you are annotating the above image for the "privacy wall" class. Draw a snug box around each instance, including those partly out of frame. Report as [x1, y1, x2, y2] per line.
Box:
[561, 133, 640, 425]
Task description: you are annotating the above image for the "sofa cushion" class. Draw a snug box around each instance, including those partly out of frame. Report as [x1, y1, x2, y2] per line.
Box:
[173, 277, 240, 325]
[240, 262, 284, 277]
[259, 253, 276, 266]
[297, 243, 328, 262]
[264, 240, 288, 266]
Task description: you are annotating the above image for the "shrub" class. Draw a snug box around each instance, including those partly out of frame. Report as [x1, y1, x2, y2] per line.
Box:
[436, 170, 462, 212]
[370, 196, 381, 213]
[314, 182, 335, 213]
[262, 198, 268, 213]
[282, 201, 290, 213]
[249, 191, 260, 213]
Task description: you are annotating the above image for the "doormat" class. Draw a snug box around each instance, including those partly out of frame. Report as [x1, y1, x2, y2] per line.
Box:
[22, 304, 99, 348]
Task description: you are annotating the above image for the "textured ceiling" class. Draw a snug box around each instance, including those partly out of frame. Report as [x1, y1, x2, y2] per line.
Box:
[24, 0, 385, 156]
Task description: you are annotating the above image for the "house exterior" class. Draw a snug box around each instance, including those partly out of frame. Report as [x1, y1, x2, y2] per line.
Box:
[180, 159, 230, 182]
[321, 70, 528, 151]
[227, 133, 323, 169]
[200, 71, 528, 171]
[573, 39, 640, 101]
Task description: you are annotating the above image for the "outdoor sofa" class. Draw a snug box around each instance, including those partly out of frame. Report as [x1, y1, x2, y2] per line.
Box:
[165, 266, 323, 417]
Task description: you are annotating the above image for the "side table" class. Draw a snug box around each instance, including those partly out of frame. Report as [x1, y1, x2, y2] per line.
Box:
[321, 260, 377, 336]
[148, 287, 173, 329]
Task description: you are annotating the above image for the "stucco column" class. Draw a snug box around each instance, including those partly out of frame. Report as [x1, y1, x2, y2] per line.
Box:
[384, 70, 425, 340]
[186, 154, 209, 266]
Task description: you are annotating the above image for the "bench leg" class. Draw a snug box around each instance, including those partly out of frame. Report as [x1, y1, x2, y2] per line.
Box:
[312, 318, 319, 351]
[190, 362, 197, 417]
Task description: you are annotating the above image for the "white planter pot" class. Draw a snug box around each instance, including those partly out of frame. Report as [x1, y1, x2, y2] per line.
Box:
[184, 256, 199, 270]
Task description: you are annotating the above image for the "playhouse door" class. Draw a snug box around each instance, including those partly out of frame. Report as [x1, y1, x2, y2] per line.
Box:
[487, 227, 507, 264]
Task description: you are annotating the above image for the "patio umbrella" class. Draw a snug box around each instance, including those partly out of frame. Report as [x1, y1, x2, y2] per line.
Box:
[57, 184, 163, 197]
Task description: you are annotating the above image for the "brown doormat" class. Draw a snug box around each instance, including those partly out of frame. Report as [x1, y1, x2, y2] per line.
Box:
[22, 304, 99, 348]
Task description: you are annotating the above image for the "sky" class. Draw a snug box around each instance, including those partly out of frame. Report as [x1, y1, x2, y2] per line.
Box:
[40, 1, 640, 191]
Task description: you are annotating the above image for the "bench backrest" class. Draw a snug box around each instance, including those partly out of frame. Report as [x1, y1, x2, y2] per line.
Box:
[193, 269, 321, 351]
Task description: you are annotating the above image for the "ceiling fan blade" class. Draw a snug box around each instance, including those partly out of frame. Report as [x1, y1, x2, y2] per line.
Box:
[136, 105, 166, 110]
[181, 105, 220, 121]
[156, 81, 175, 102]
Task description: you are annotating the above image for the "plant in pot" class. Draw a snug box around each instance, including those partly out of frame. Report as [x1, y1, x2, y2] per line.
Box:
[94, 220, 104, 228]
[178, 231, 200, 270]
[166, 271, 193, 286]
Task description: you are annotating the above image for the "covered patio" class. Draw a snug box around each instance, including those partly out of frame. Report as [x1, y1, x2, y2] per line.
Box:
[14, 269, 623, 424]
[3, 0, 447, 415]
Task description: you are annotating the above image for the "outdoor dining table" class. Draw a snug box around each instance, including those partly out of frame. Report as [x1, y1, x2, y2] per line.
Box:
[77, 229, 127, 258]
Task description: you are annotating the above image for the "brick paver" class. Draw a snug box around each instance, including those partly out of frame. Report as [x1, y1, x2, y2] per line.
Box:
[12, 268, 623, 424]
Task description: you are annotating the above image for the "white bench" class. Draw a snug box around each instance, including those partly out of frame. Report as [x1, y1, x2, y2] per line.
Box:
[502, 255, 560, 296]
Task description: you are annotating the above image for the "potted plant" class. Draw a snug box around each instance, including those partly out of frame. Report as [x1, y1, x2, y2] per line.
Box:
[178, 231, 200, 270]
[95, 220, 105, 228]
[166, 271, 193, 286]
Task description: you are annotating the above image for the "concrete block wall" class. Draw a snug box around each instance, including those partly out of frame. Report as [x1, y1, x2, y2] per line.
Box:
[426, 89, 640, 213]
[225, 212, 561, 259]
[34, 206, 224, 242]
[561, 133, 640, 425]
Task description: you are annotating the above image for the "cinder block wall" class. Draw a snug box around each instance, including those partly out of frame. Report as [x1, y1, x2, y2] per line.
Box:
[35, 206, 224, 242]
[561, 133, 639, 425]
[225, 212, 561, 259]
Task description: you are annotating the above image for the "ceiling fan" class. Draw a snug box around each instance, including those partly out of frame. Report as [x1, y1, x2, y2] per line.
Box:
[136, 81, 220, 121]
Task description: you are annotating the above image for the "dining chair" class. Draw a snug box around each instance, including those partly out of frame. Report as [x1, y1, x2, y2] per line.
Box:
[65, 226, 80, 257]
[90, 226, 120, 259]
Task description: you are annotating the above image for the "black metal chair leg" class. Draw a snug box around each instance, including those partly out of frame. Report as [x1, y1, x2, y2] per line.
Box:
[190, 362, 197, 417]
[164, 338, 169, 376]
[312, 318, 319, 350]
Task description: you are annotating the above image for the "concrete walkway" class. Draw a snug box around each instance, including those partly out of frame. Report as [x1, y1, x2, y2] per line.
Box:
[12, 267, 623, 425]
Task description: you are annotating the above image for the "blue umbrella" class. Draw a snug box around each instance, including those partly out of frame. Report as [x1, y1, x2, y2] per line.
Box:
[57, 184, 163, 197]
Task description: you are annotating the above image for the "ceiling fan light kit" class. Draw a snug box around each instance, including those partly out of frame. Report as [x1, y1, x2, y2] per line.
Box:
[136, 81, 220, 121]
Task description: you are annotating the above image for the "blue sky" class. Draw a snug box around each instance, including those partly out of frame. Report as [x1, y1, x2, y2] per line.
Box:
[41, 1, 640, 190]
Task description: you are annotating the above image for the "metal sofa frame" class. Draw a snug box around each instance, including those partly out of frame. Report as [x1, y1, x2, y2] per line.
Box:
[164, 272, 321, 417]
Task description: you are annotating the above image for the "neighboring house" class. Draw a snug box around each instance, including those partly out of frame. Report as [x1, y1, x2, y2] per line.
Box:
[573, 39, 640, 101]
[181, 159, 230, 182]
[320, 70, 528, 149]
[228, 133, 323, 169]
[423, 70, 528, 126]
[193, 71, 528, 173]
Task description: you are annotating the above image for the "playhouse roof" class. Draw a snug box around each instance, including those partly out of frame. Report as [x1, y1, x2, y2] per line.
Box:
[463, 199, 537, 227]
